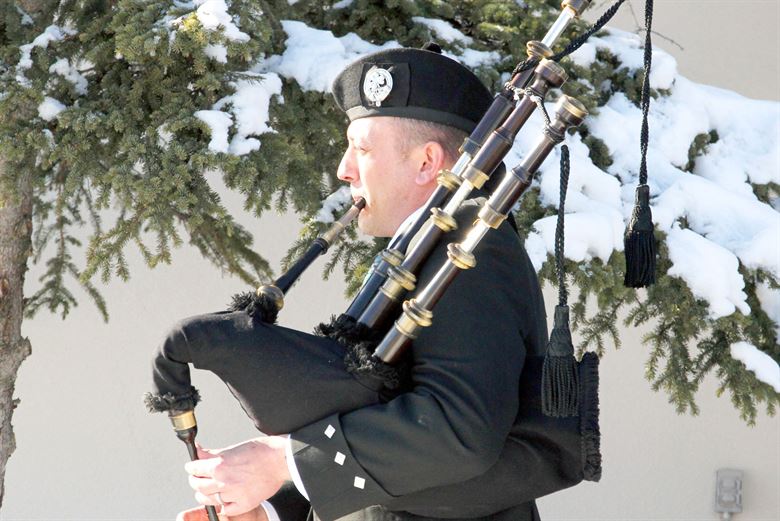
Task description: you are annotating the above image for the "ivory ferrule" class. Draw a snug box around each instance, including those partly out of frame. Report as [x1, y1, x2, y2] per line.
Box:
[460, 220, 492, 253]
[380, 248, 405, 267]
[169, 410, 197, 431]
[443, 180, 475, 215]
[542, 8, 576, 47]
[462, 165, 490, 189]
[478, 204, 507, 230]
[379, 266, 416, 300]
[447, 244, 477, 270]
[451, 152, 473, 176]
[397, 299, 434, 337]
[436, 169, 462, 191]
[430, 208, 457, 233]
[320, 221, 345, 245]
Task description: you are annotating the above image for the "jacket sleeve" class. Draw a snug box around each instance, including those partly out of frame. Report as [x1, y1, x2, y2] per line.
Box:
[290, 205, 544, 520]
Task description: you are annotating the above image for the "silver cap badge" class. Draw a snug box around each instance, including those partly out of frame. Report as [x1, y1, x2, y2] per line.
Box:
[363, 67, 393, 107]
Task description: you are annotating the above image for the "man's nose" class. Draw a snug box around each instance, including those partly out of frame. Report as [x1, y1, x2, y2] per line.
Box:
[337, 149, 358, 183]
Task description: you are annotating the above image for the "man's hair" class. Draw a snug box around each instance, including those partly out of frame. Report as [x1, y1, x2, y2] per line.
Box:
[392, 117, 467, 165]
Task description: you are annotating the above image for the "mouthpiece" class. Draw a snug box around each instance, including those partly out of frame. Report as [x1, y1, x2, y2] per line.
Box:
[322, 197, 365, 244]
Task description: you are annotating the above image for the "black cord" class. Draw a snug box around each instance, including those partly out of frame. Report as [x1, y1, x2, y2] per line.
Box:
[638, 0, 653, 185]
[555, 145, 570, 307]
[512, 0, 628, 76]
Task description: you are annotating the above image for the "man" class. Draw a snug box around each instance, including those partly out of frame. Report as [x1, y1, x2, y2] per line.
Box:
[168, 45, 573, 521]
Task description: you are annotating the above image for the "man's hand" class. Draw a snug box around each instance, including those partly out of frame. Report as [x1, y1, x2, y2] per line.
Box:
[184, 436, 290, 517]
[175, 505, 269, 521]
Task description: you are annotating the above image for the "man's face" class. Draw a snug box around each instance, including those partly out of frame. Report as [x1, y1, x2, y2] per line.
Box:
[337, 117, 434, 237]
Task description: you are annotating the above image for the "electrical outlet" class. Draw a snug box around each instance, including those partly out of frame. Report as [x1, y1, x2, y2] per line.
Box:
[715, 468, 743, 514]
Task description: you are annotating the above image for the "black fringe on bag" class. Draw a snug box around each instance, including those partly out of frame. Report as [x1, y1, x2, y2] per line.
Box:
[228, 291, 280, 324]
[143, 387, 201, 413]
[579, 352, 601, 482]
[315, 314, 404, 393]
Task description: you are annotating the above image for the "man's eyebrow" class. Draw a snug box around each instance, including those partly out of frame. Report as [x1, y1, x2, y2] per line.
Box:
[348, 134, 371, 147]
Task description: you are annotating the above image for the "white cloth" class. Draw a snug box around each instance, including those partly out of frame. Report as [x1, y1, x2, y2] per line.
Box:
[260, 500, 282, 521]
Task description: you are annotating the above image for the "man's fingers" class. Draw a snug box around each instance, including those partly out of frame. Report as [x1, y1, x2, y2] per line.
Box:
[188, 474, 225, 495]
[185, 455, 222, 477]
[196, 444, 218, 460]
[194, 490, 227, 507]
[192, 491, 257, 519]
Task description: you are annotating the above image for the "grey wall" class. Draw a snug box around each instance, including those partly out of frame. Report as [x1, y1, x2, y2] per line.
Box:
[3, 3, 779, 520]
[584, 0, 780, 101]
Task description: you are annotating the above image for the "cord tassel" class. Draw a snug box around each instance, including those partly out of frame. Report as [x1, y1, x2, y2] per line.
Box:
[624, 0, 657, 288]
[623, 184, 656, 287]
[542, 305, 579, 417]
[227, 291, 280, 323]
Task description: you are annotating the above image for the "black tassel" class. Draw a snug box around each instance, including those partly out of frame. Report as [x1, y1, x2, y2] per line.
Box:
[315, 314, 405, 394]
[579, 352, 601, 481]
[143, 387, 201, 413]
[542, 305, 579, 418]
[227, 290, 280, 323]
[623, 184, 656, 288]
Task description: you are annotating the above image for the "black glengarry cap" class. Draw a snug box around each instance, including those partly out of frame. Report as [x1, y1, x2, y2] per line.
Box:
[331, 46, 491, 133]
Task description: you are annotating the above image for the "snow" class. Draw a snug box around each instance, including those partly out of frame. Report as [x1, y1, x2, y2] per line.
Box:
[204, 44, 228, 63]
[49, 58, 89, 95]
[666, 225, 750, 318]
[730, 342, 780, 392]
[332, 0, 354, 8]
[167, 0, 249, 42]
[193, 0, 249, 42]
[16, 5, 34, 25]
[582, 29, 678, 90]
[755, 282, 780, 339]
[259, 21, 399, 93]
[157, 124, 174, 149]
[38, 97, 66, 121]
[261, 21, 499, 93]
[314, 186, 353, 224]
[447, 48, 501, 69]
[196, 73, 283, 155]
[412, 17, 474, 45]
[16, 24, 78, 87]
[568, 42, 596, 68]
[194, 110, 232, 153]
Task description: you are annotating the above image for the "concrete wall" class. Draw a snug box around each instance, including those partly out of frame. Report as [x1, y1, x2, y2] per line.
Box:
[3, 2, 778, 520]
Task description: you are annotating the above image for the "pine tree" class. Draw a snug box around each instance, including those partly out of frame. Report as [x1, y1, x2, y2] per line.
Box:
[0, 0, 777, 510]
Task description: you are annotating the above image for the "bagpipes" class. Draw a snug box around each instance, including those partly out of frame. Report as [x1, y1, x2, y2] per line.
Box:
[146, 0, 660, 516]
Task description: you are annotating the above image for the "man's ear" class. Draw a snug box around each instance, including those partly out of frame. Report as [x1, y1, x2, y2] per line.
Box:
[414, 141, 446, 186]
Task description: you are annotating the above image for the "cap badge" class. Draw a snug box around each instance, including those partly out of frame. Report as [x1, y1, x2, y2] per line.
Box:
[363, 67, 393, 107]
